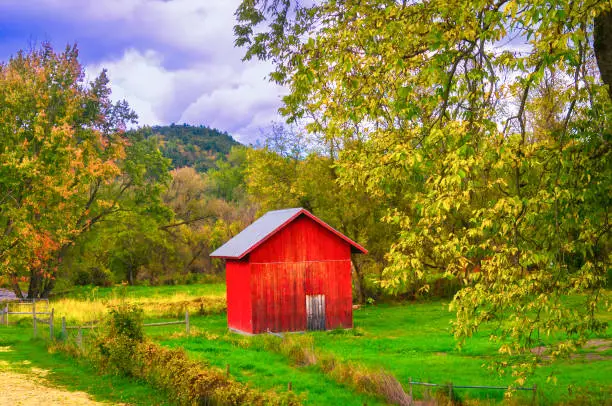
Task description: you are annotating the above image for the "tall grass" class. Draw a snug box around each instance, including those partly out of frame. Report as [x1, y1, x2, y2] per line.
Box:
[7, 284, 226, 325]
[233, 333, 413, 405]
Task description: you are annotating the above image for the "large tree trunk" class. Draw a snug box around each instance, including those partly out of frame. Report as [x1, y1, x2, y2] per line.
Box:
[27, 270, 42, 299]
[594, 10, 612, 99]
[11, 279, 23, 299]
[351, 259, 366, 304]
[41, 276, 56, 298]
[128, 266, 134, 286]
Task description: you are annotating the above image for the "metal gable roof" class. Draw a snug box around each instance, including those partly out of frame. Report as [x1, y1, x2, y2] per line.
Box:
[209, 208, 367, 259]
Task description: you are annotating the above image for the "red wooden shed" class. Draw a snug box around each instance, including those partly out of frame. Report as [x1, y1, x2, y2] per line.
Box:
[210, 208, 367, 334]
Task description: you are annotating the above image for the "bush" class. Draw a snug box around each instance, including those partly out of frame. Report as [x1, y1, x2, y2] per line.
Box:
[94, 304, 301, 405]
[103, 341, 302, 405]
[73, 269, 92, 286]
[97, 304, 144, 375]
[107, 304, 144, 342]
[91, 267, 114, 287]
[73, 267, 113, 287]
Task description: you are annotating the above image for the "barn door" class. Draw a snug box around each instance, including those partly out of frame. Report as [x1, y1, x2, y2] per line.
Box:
[306, 295, 326, 331]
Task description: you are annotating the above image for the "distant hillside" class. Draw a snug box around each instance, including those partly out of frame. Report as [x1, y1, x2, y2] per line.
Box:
[145, 124, 240, 172]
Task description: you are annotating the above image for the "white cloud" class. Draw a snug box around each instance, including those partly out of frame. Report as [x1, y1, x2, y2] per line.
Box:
[87, 48, 285, 143]
[2, 0, 287, 143]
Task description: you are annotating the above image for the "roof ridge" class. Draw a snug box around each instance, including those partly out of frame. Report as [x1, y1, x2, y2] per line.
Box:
[265, 207, 303, 213]
[210, 207, 367, 259]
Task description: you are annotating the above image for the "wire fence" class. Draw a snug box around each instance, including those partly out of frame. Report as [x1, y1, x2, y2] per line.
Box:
[406, 377, 537, 404]
[0, 299, 190, 346]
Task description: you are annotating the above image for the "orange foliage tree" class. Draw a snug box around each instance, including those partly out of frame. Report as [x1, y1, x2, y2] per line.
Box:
[0, 44, 141, 298]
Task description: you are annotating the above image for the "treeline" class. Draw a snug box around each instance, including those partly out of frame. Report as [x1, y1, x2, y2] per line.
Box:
[0, 45, 399, 302]
[142, 124, 239, 172]
[0, 44, 249, 298]
[61, 126, 400, 303]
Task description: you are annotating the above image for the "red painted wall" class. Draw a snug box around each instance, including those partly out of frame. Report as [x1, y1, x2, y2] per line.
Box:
[250, 261, 352, 333]
[226, 259, 252, 333]
[247, 214, 353, 333]
[249, 215, 350, 263]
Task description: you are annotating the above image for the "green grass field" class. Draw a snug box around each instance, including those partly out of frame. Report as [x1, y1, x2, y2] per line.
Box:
[144, 292, 612, 405]
[2, 284, 611, 405]
[59, 283, 226, 301]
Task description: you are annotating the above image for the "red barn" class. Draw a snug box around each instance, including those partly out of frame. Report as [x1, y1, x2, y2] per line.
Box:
[210, 208, 367, 334]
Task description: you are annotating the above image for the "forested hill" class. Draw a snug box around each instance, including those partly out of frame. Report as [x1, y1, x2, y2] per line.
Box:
[142, 124, 240, 172]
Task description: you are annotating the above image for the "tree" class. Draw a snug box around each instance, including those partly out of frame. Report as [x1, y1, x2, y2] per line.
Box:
[245, 128, 396, 302]
[236, 0, 611, 381]
[0, 44, 169, 297]
[59, 129, 173, 287]
[594, 9, 612, 98]
[161, 164, 256, 277]
[207, 146, 249, 202]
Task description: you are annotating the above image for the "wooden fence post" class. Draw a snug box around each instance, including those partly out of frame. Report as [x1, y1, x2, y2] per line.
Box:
[1, 305, 4, 325]
[61, 317, 66, 340]
[185, 310, 190, 335]
[32, 299, 37, 338]
[49, 308, 54, 339]
[4, 304, 8, 326]
[226, 364, 230, 377]
[532, 384, 537, 405]
[409, 377, 413, 405]
[287, 382, 292, 391]
[77, 327, 82, 349]
[448, 382, 453, 401]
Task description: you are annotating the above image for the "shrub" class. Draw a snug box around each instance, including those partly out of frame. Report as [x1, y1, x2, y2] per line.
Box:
[97, 304, 145, 375]
[91, 267, 114, 287]
[92, 304, 301, 405]
[99, 334, 141, 376]
[107, 304, 144, 342]
[73, 269, 92, 286]
[129, 342, 302, 405]
[73, 267, 114, 287]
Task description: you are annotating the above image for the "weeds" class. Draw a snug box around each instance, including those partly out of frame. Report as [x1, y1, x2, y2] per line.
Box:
[52, 304, 302, 406]
[18, 292, 226, 325]
[228, 332, 411, 405]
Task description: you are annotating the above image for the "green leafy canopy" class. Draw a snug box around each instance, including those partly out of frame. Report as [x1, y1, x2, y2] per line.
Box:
[235, 0, 612, 381]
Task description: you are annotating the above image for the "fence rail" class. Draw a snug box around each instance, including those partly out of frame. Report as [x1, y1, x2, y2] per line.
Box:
[408, 379, 536, 391]
[1, 302, 190, 342]
[407, 378, 537, 404]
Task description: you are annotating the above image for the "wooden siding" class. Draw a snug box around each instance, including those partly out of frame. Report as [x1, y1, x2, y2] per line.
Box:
[250, 260, 352, 333]
[226, 259, 252, 333]
[249, 215, 351, 263]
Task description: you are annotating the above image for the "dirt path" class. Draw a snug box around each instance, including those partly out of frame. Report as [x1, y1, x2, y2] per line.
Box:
[0, 371, 111, 405]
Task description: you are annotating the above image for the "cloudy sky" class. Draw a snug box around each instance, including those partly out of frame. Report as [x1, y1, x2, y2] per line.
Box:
[0, 0, 286, 144]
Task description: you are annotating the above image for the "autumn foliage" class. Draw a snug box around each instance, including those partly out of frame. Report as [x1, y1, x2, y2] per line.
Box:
[0, 44, 137, 298]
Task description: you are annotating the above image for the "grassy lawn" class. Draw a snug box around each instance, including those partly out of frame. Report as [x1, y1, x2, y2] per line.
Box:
[58, 283, 226, 301]
[157, 331, 384, 406]
[145, 293, 611, 405]
[314, 302, 612, 404]
[7, 284, 609, 405]
[147, 315, 382, 405]
[0, 325, 173, 405]
[39, 283, 227, 324]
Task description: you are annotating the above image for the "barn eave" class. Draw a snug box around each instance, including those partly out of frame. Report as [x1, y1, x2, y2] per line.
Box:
[210, 208, 367, 259]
